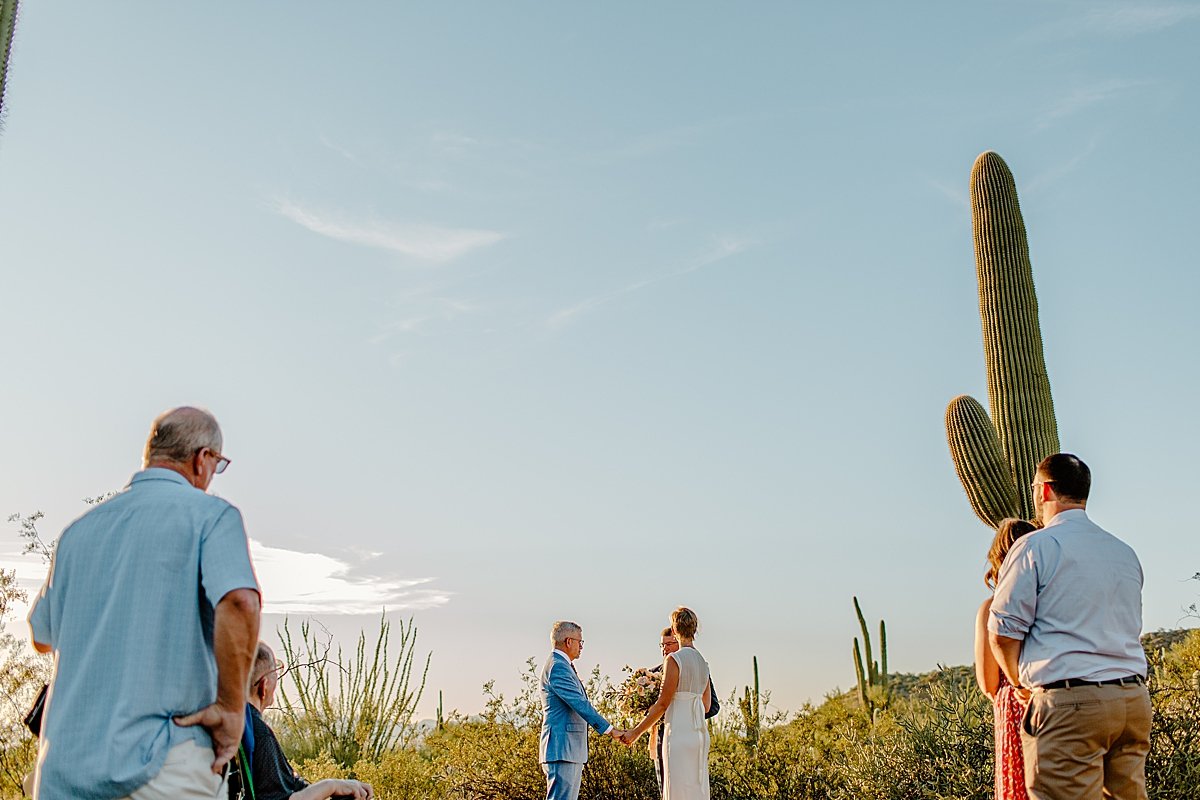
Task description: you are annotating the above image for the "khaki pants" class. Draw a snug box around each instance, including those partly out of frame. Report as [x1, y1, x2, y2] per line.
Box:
[116, 741, 227, 800]
[1021, 683, 1151, 800]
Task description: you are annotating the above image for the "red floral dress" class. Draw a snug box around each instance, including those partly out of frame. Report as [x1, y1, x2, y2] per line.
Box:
[994, 673, 1028, 800]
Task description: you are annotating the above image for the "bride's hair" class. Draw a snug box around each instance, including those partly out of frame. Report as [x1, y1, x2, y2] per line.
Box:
[671, 607, 699, 639]
[985, 518, 1039, 589]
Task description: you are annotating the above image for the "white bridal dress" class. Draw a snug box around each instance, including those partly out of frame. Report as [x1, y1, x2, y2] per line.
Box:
[662, 646, 711, 800]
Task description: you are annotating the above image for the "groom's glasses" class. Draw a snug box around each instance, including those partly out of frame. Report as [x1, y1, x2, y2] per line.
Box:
[566, 637, 584, 646]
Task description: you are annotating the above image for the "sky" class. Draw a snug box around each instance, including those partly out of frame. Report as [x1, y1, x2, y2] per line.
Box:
[1, 2, 1198, 721]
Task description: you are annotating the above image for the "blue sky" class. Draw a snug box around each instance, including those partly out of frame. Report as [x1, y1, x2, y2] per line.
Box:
[1, 2, 1197, 719]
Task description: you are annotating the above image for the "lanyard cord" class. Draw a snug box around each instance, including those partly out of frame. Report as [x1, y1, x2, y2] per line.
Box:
[237, 743, 256, 800]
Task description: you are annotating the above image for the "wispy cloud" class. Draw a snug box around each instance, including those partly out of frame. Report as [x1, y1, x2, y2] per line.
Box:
[318, 135, 358, 162]
[274, 199, 507, 263]
[1, 540, 449, 624]
[1035, 79, 1147, 129]
[1024, 3, 1200, 41]
[924, 177, 970, 212]
[368, 296, 479, 343]
[1082, 3, 1200, 36]
[1025, 136, 1102, 194]
[548, 236, 754, 329]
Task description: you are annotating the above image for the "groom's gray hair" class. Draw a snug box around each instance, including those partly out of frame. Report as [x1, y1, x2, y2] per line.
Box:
[551, 620, 581, 645]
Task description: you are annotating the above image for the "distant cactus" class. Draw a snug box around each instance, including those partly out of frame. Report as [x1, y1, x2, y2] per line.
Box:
[852, 597, 888, 717]
[738, 656, 761, 750]
[1, 1, 18, 121]
[946, 151, 1060, 529]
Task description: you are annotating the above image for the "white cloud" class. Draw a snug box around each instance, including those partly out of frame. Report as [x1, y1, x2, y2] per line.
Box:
[249, 539, 450, 615]
[548, 236, 754, 328]
[274, 199, 507, 263]
[0, 540, 448, 635]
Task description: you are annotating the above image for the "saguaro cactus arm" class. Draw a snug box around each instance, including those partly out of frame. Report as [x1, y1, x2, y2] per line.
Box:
[946, 395, 1020, 528]
[0, 0, 17, 121]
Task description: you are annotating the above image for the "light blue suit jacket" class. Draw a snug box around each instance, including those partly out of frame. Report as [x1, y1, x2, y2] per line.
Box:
[539, 651, 611, 764]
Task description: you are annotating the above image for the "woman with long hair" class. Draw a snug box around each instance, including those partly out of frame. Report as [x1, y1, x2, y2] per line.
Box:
[975, 517, 1038, 800]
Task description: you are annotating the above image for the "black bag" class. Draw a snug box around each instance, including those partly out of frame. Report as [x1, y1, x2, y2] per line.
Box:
[24, 683, 48, 737]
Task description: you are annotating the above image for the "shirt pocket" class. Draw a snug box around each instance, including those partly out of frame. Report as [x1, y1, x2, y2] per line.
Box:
[566, 722, 586, 732]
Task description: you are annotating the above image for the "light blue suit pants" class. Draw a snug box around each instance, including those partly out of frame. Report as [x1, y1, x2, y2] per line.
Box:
[542, 760, 584, 800]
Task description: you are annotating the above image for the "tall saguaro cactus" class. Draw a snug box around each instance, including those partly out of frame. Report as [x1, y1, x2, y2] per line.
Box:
[0, 0, 18, 121]
[946, 151, 1060, 529]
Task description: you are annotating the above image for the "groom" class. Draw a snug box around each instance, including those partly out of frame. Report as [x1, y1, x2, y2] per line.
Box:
[540, 621, 623, 800]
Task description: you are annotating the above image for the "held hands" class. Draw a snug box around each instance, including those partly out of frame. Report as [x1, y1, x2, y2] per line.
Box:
[608, 728, 638, 747]
[619, 728, 640, 746]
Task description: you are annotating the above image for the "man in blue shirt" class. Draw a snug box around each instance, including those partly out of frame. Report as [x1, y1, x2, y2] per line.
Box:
[989, 453, 1150, 800]
[29, 407, 261, 799]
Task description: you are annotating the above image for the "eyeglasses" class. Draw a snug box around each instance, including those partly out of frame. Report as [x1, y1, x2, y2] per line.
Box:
[660, 641, 679, 650]
[202, 448, 231, 474]
[1030, 479, 1054, 491]
[566, 637, 584, 646]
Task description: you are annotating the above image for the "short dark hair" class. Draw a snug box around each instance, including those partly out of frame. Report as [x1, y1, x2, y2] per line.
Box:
[1036, 453, 1091, 503]
[661, 627, 674, 638]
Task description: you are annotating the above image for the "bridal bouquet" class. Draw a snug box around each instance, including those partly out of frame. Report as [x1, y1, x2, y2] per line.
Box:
[613, 666, 662, 719]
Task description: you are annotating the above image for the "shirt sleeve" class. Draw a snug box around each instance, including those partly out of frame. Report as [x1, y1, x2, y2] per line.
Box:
[199, 505, 260, 607]
[251, 713, 308, 800]
[27, 550, 60, 648]
[705, 677, 720, 719]
[547, 658, 612, 734]
[988, 535, 1043, 640]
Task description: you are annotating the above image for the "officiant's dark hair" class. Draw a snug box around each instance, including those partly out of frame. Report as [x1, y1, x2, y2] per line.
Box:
[661, 627, 674, 638]
[985, 518, 1038, 589]
[671, 607, 698, 639]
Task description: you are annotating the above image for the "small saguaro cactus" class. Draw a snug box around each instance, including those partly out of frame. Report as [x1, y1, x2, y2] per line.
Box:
[851, 597, 888, 716]
[738, 656, 761, 750]
[946, 151, 1061, 529]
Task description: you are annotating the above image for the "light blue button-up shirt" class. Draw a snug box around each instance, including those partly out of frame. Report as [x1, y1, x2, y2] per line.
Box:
[28, 469, 260, 799]
[988, 508, 1146, 687]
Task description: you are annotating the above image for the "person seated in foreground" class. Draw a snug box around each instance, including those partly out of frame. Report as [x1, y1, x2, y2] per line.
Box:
[230, 643, 374, 800]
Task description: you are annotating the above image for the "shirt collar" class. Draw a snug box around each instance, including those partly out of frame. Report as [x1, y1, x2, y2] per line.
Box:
[128, 468, 193, 488]
[1044, 507, 1089, 528]
[553, 649, 572, 664]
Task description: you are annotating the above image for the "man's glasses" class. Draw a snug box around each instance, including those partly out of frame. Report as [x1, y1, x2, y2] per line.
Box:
[202, 448, 231, 474]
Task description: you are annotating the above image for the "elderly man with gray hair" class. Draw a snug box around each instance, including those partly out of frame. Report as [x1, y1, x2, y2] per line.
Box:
[29, 407, 261, 800]
[539, 621, 623, 800]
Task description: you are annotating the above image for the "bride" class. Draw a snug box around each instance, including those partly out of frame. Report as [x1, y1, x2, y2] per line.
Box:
[622, 607, 711, 800]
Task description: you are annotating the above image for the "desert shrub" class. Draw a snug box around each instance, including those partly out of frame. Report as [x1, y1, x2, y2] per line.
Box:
[1145, 629, 1200, 800]
[274, 614, 429, 768]
[833, 666, 993, 800]
[348, 750, 439, 799]
[709, 693, 861, 800]
[424, 663, 546, 800]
